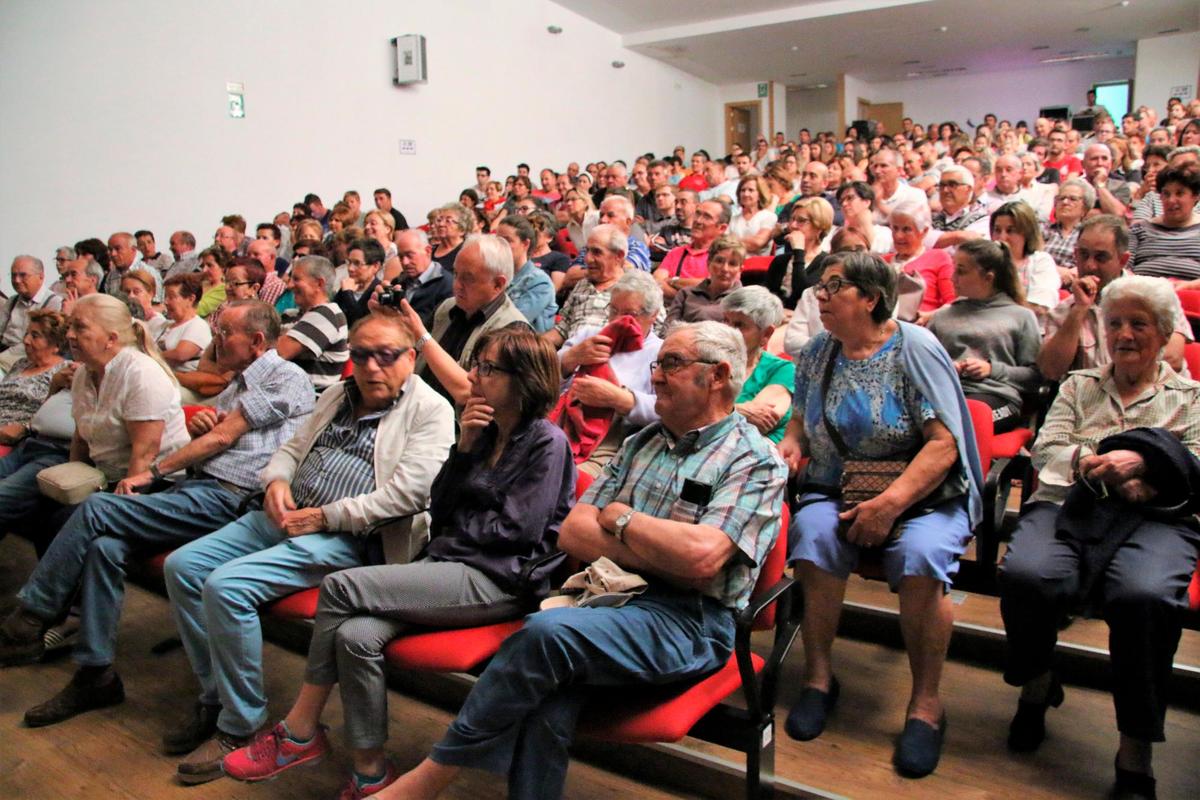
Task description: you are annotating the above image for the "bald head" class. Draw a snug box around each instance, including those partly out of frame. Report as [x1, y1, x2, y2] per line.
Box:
[801, 161, 829, 196]
[107, 232, 137, 269]
[993, 154, 1022, 194]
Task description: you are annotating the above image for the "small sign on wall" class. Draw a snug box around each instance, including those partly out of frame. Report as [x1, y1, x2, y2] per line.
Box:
[1169, 84, 1194, 99]
[757, 82, 768, 98]
[227, 81, 245, 119]
[399, 139, 416, 155]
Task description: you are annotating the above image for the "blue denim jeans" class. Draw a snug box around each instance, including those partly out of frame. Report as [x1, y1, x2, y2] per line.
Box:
[430, 586, 736, 800]
[16, 479, 245, 666]
[0, 438, 70, 543]
[163, 511, 364, 737]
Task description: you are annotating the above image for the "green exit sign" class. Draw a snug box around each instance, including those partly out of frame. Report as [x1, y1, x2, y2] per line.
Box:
[757, 82, 768, 98]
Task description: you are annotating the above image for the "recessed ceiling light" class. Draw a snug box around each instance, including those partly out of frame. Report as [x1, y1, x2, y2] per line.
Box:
[791, 45, 799, 51]
[1119, 0, 1130, 7]
[906, 72, 922, 78]
[937, 25, 948, 32]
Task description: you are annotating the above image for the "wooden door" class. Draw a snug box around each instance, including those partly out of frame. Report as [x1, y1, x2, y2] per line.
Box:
[864, 101, 904, 138]
[725, 102, 759, 154]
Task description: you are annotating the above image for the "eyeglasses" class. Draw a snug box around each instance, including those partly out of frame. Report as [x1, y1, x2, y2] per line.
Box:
[472, 360, 512, 377]
[1056, 195, 1084, 203]
[1074, 248, 1115, 264]
[348, 346, 410, 366]
[938, 181, 968, 189]
[227, 280, 256, 288]
[650, 355, 718, 374]
[812, 277, 858, 298]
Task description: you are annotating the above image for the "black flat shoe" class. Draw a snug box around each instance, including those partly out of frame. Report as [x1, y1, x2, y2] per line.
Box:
[1114, 757, 1157, 800]
[784, 676, 840, 741]
[1007, 675, 1064, 752]
[895, 713, 947, 778]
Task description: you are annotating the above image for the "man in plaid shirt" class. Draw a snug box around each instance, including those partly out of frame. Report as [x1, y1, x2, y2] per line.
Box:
[0, 301, 313, 729]
[387, 320, 788, 800]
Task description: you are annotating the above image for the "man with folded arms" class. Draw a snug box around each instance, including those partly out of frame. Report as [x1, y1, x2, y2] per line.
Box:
[378, 321, 787, 800]
[161, 311, 455, 785]
[0, 301, 314, 728]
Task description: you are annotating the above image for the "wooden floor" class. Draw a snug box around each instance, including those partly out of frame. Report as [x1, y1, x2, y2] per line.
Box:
[3, 535, 1200, 799]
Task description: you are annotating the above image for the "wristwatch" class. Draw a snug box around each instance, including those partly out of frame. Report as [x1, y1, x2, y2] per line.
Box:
[612, 509, 635, 542]
[149, 462, 164, 482]
[414, 331, 433, 352]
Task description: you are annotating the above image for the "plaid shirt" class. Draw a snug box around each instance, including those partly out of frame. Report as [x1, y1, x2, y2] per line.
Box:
[553, 280, 615, 341]
[1042, 222, 1079, 270]
[199, 350, 315, 489]
[583, 413, 787, 610]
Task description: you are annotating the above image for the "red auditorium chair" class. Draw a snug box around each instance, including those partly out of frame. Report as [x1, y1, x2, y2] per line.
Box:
[1184, 342, 1200, 378]
[741, 255, 773, 277]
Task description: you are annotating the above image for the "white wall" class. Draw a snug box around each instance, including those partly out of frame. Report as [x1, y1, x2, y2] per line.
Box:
[864, 57, 1135, 130]
[0, 0, 720, 276]
[841, 74, 873, 130]
[786, 87, 838, 137]
[1133, 32, 1200, 114]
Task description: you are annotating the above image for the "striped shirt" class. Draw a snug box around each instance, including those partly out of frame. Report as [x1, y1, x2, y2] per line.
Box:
[583, 413, 787, 610]
[1129, 219, 1200, 281]
[281, 302, 349, 390]
[291, 383, 390, 508]
[1030, 363, 1200, 505]
[199, 350, 315, 490]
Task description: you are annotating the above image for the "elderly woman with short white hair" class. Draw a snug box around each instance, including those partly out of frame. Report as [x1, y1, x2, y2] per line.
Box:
[1042, 178, 1095, 278]
[999, 275, 1200, 798]
[721, 286, 794, 443]
[888, 198, 955, 320]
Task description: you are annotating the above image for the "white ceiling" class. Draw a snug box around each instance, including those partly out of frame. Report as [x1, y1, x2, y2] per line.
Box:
[552, 0, 1200, 86]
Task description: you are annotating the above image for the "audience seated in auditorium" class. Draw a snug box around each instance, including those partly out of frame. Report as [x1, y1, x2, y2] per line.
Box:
[194, 246, 229, 319]
[765, 197, 835, 308]
[870, 148, 927, 225]
[393, 236, 528, 406]
[779, 251, 982, 778]
[378, 229, 453, 330]
[135, 229, 173, 275]
[430, 204, 471, 273]
[1042, 177, 1091, 280]
[722, 286, 793, 443]
[103, 232, 164, 303]
[555, 269, 663, 477]
[0, 311, 69, 447]
[546, 225, 629, 350]
[0, 294, 189, 552]
[334, 239, 386, 328]
[276, 256, 351, 391]
[998, 275, 1200, 800]
[220, 325, 574, 798]
[665, 234, 744, 324]
[988, 202, 1060, 324]
[160, 311, 455, 785]
[1040, 215, 1191, 380]
[376, 320, 786, 800]
[1082, 143, 1133, 217]
[654, 199, 731, 300]
[0, 301, 312, 730]
[927, 239, 1042, 433]
[834, 181, 893, 255]
[930, 164, 990, 248]
[120, 270, 166, 340]
[1, 256, 63, 359]
[1129, 163, 1200, 289]
[245, 237, 288, 306]
[887, 198, 955, 321]
[728, 177, 777, 255]
[157, 274, 212, 374]
[647, 188, 697, 263]
[164, 231, 201, 280]
[496, 215, 557, 334]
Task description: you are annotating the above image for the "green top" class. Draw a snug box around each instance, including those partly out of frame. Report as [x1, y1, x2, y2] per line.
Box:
[197, 284, 227, 319]
[737, 351, 795, 443]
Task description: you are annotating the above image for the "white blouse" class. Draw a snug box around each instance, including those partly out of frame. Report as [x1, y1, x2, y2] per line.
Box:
[71, 347, 190, 481]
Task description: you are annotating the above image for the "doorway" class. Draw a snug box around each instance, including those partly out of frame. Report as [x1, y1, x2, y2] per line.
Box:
[725, 101, 761, 155]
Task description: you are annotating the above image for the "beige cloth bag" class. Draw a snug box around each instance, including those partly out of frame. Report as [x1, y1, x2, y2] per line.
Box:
[539, 557, 649, 610]
[37, 462, 108, 505]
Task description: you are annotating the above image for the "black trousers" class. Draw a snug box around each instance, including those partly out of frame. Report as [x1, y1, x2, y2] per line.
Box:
[998, 502, 1200, 741]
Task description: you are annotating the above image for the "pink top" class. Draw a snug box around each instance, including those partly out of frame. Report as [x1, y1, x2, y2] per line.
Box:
[903, 248, 956, 312]
[661, 246, 711, 281]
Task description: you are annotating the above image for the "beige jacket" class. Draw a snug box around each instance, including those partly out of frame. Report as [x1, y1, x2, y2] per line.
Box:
[259, 375, 455, 536]
[416, 294, 530, 375]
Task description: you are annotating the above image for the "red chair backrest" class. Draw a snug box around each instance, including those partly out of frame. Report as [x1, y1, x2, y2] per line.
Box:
[965, 399, 993, 477]
[749, 505, 790, 631]
[1185, 343, 1200, 379]
[341, 360, 355, 380]
[741, 255, 773, 275]
[1177, 289, 1200, 318]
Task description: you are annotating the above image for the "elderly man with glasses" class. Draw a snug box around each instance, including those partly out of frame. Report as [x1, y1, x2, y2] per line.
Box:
[930, 165, 991, 249]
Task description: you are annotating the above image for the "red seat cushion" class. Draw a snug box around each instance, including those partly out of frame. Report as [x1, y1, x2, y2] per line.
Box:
[579, 653, 765, 743]
[1190, 567, 1200, 612]
[0, 444, 12, 459]
[142, 551, 172, 577]
[741, 255, 772, 275]
[384, 620, 525, 672]
[266, 588, 320, 620]
[992, 428, 1033, 460]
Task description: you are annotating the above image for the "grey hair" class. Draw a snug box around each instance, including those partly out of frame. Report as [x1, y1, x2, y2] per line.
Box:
[292, 255, 338, 300]
[939, 164, 973, 186]
[13, 255, 44, 275]
[672, 320, 747, 397]
[831, 251, 898, 324]
[611, 269, 663, 317]
[1059, 177, 1097, 210]
[600, 194, 635, 222]
[437, 202, 473, 234]
[56, 246, 77, 260]
[1168, 145, 1200, 163]
[721, 285, 784, 330]
[1100, 275, 1180, 342]
[1019, 151, 1042, 170]
[590, 223, 628, 257]
[463, 234, 514, 282]
[399, 228, 430, 247]
[223, 299, 282, 344]
[83, 260, 105, 284]
[889, 197, 931, 231]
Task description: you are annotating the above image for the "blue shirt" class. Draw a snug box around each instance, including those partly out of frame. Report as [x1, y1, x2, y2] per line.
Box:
[507, 260, 558, 334]
[200, 350, 315, 490]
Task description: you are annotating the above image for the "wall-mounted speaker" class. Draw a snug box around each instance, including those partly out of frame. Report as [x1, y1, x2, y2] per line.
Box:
[391, 35, 427, 85]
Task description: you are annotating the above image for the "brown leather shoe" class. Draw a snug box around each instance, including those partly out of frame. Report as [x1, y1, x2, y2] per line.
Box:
[24, 669, 125, 727]
[0, 606, 47, 667]
[162, 701, 222, 755]
[176, 730, 252, 785]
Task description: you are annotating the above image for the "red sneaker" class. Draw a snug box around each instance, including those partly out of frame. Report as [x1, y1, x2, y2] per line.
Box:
[334, 761, 399, 799]
[222, 722, 329, 782]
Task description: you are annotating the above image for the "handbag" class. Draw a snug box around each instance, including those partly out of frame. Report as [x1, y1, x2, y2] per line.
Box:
[37, 461, 108, 505]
